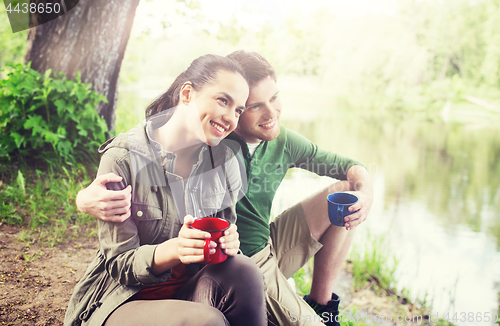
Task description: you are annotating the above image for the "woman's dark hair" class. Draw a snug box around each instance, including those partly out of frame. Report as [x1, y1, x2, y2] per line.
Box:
[226, 50, 277, 88]
[146, 54, 247, 118]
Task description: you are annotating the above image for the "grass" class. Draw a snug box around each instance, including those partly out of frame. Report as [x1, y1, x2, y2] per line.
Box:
[497, 291, 500, 325]
[348, 232, 398, 294]
[347, 233, 436, 323]
[291, 259, 314, 297]
[0, 163, 98, 246]
[289, 233, 397, 326]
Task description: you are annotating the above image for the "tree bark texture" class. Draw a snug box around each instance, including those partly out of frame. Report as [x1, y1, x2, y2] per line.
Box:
[25, 0, 140, 130]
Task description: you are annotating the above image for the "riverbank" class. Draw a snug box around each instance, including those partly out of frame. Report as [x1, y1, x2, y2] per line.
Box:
[333, 262, 452, 326]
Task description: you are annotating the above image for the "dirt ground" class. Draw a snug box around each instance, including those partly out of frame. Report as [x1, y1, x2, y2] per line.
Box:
[0, 223, 429, 326]
[0, 224, 98, 325]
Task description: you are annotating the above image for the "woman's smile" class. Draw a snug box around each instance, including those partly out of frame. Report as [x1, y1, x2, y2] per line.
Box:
[210, 120, 229, 136]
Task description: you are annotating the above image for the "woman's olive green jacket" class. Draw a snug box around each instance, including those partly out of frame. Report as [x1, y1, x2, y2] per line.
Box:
[64, 112, 245, 326]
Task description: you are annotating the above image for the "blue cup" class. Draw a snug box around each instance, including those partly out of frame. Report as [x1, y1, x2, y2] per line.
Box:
[327, 193, 358, 227]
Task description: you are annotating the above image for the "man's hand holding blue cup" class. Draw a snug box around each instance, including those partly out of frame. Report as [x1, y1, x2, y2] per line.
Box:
[327, 193, 360, 228]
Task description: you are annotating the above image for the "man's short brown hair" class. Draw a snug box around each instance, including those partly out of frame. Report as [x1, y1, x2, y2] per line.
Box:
[226, 50, 277, 88]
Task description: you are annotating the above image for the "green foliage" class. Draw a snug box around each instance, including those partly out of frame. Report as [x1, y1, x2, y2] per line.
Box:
[0, 12, 27, 79]
[291, 263, 313, 296]
[0, 165, 97, 245]
[0, 63, 110, 165]
[497, 291, 500, 324]
[415, 0, 500, 88]
[338, 307, 369, 326]
[349, 233, 398, 294]
[0, 199, 22, 225]
[16, 170, 25, 196]
[138, 0, 500, 120]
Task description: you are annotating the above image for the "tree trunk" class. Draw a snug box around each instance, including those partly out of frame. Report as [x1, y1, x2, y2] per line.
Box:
[25, 0, 140, 130]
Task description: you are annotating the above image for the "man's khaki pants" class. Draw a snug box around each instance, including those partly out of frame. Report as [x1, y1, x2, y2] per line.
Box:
[251, 203, 324, 326]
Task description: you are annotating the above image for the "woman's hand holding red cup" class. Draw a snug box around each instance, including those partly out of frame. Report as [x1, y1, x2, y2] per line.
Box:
[219, 223, 240, 256]
[177, 215, 216, 264]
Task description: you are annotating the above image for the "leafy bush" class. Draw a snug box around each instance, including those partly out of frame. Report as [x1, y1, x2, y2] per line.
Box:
[0, 63, 110, 165]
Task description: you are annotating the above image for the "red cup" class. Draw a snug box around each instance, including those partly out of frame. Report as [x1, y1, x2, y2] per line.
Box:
[191, 217, 230, 264]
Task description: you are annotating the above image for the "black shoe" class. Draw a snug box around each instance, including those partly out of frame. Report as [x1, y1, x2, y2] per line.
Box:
[303, 293, 340, 326]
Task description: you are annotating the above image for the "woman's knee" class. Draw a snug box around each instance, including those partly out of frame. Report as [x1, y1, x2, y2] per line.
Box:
[195, 305, 229, 326]
[223, 255, 264, 291]
[105, 300, 228, 326]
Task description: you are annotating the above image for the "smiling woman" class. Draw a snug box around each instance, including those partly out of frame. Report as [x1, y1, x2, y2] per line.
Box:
[65, 54, 266, 326]
[181, 69, 248, 145]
